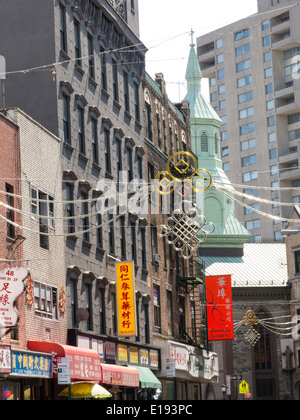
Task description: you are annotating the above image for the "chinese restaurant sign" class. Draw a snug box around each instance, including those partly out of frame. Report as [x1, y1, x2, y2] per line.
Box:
[115, 262, 136, 336]
[0, 267, 29, 328]
[206, 275, 234, 341]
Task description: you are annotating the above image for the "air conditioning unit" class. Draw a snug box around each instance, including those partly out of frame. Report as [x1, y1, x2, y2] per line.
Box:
[153, 254, 161, 262]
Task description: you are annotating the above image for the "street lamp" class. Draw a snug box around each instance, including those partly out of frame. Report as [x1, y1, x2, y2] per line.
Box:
[221, 384, 227, 400]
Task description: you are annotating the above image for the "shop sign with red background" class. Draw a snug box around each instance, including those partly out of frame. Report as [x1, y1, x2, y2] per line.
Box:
[206, 275, 234, 341]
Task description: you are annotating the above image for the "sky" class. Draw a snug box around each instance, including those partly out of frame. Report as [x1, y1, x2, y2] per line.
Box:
[138, 0, 258, 102]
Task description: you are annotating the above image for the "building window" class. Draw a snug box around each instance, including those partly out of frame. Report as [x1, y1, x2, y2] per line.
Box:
[81, 191, 90, 242]
[179, 296, 186, 339]
[62, 94, 71, 144]
[265, 67, 272, 78]
[70, 277, 78, 327]
[59, 4, 67, 53]
[144, 303, 150, 344]
[78, 106, 85, 155]
[269, 148, 277, 159]
[108, 214, 115, 254]
[253, 310, 276, 400]
[141, 227, 147, 269]
[240, 122, 255, 135]
[217, 54, 224, 63]
[167, 290, 173, 336]
[242, 154, 257, 167]
[74, 19, 82, 67]
[235, 43, 250, 57]
[217, 69, 224, 79]
[243, 170, 258, 183]
[151, 226, 158, 259]
[134, 82, 140, 122]
[127, 147, 133, 182]
[237, 74, 252, 88]
[235, 28, 249, 41]
[238, 91, 253, 104]
[104, 128, 111, 173]
[85, 282, 93, 331]
[145, 101, 153, 140]
[265, 83, 273, 94]
[97, 214, 103, 248]
[241, 138, 256, 151]
[153, 285, 161, 333]
[239, 106, 254, 119]
[123, 71, 130, 112]
[99, 288, 106, 335]
[223, 162, 230, 172]
[34, 281, 58, 319]
[130, 222, 137, 263]
[246, 219, 261, 230]
[295, 250, 300, 274]
[31, 186, 55, 249]
[266, 100, 274, 110]
[6, 184, 15, 239]
[65, 183, 75, 234]
[216, 38, 223, 49]
[87, 33, 95, 79]
[112, 59, 119, 102]
[219, 99, 226, 110]
[236, 59, 251, 72]
[218, 84, 226, 95]
[263, 35, 270, 46]
[120, 216, 126, 259]
[91, 117, 98, 164]
[100, 47, 107, 91]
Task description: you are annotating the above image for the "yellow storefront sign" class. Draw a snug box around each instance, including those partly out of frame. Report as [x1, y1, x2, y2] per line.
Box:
[115, 262, 136, 336]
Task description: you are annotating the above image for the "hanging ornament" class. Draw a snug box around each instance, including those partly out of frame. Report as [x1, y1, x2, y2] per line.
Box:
[242, 310, 260, 346]
[25, 274, 34, 306]
[158, 201, 215, 260]
[59, 285, 66, 314]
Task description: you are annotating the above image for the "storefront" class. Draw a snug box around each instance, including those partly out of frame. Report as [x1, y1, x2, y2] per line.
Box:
[0, 346, 53, 400]
[157, 340, 219, 400]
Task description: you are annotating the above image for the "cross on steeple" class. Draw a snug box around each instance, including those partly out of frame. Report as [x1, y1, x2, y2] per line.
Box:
[190, 29, 195, 47]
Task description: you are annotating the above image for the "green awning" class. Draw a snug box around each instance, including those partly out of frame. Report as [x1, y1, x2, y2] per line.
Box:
[129, 366, 161, 389]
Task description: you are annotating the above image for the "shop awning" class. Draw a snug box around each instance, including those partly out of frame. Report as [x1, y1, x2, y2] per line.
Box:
[129, 366, 161, 389]
[27, 341, 101, 382]
[101, 364, 139, 387]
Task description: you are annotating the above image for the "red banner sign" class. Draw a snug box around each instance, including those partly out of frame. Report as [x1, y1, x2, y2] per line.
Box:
[206, 275, 234, 341]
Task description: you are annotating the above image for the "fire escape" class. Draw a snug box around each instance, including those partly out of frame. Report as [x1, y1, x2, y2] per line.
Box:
[176, 257, 208, 350]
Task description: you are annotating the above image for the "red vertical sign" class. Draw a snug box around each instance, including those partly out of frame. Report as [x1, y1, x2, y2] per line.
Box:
[206, 275, 234, 341]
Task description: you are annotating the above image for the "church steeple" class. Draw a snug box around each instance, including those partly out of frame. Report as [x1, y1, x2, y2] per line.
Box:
[184, 31, 250, 255]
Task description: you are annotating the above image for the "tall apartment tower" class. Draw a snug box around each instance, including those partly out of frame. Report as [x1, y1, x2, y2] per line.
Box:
[197, 0, 300, 242]
[0, 0, 159, 374]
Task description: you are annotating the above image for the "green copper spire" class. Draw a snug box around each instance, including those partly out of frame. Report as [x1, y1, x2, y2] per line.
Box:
[184, 32, 250, 253]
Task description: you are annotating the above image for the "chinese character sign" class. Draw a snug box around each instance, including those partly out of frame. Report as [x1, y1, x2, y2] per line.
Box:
[0, 267, 29, 328]
[115, 262, 136, 336]
[206, 275, 234, 341]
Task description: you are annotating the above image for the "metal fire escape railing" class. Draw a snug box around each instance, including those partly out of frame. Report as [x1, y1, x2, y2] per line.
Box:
[176, 257, 208, 350]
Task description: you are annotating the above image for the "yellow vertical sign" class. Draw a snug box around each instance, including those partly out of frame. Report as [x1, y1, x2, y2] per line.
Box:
[116, 262, 136, 336]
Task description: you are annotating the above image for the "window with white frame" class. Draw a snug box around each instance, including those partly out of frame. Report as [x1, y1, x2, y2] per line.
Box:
[30, 186, 55, 229]
[34, 281, 58, 319]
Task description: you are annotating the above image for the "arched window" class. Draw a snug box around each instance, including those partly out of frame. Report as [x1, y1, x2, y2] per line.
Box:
[144, 89, 153, 141]
[253, 310, 278, 400]
[201, 132, 209, 153]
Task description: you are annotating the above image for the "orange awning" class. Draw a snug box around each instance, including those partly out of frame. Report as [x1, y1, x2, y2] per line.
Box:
[27, 341, 101, 382]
